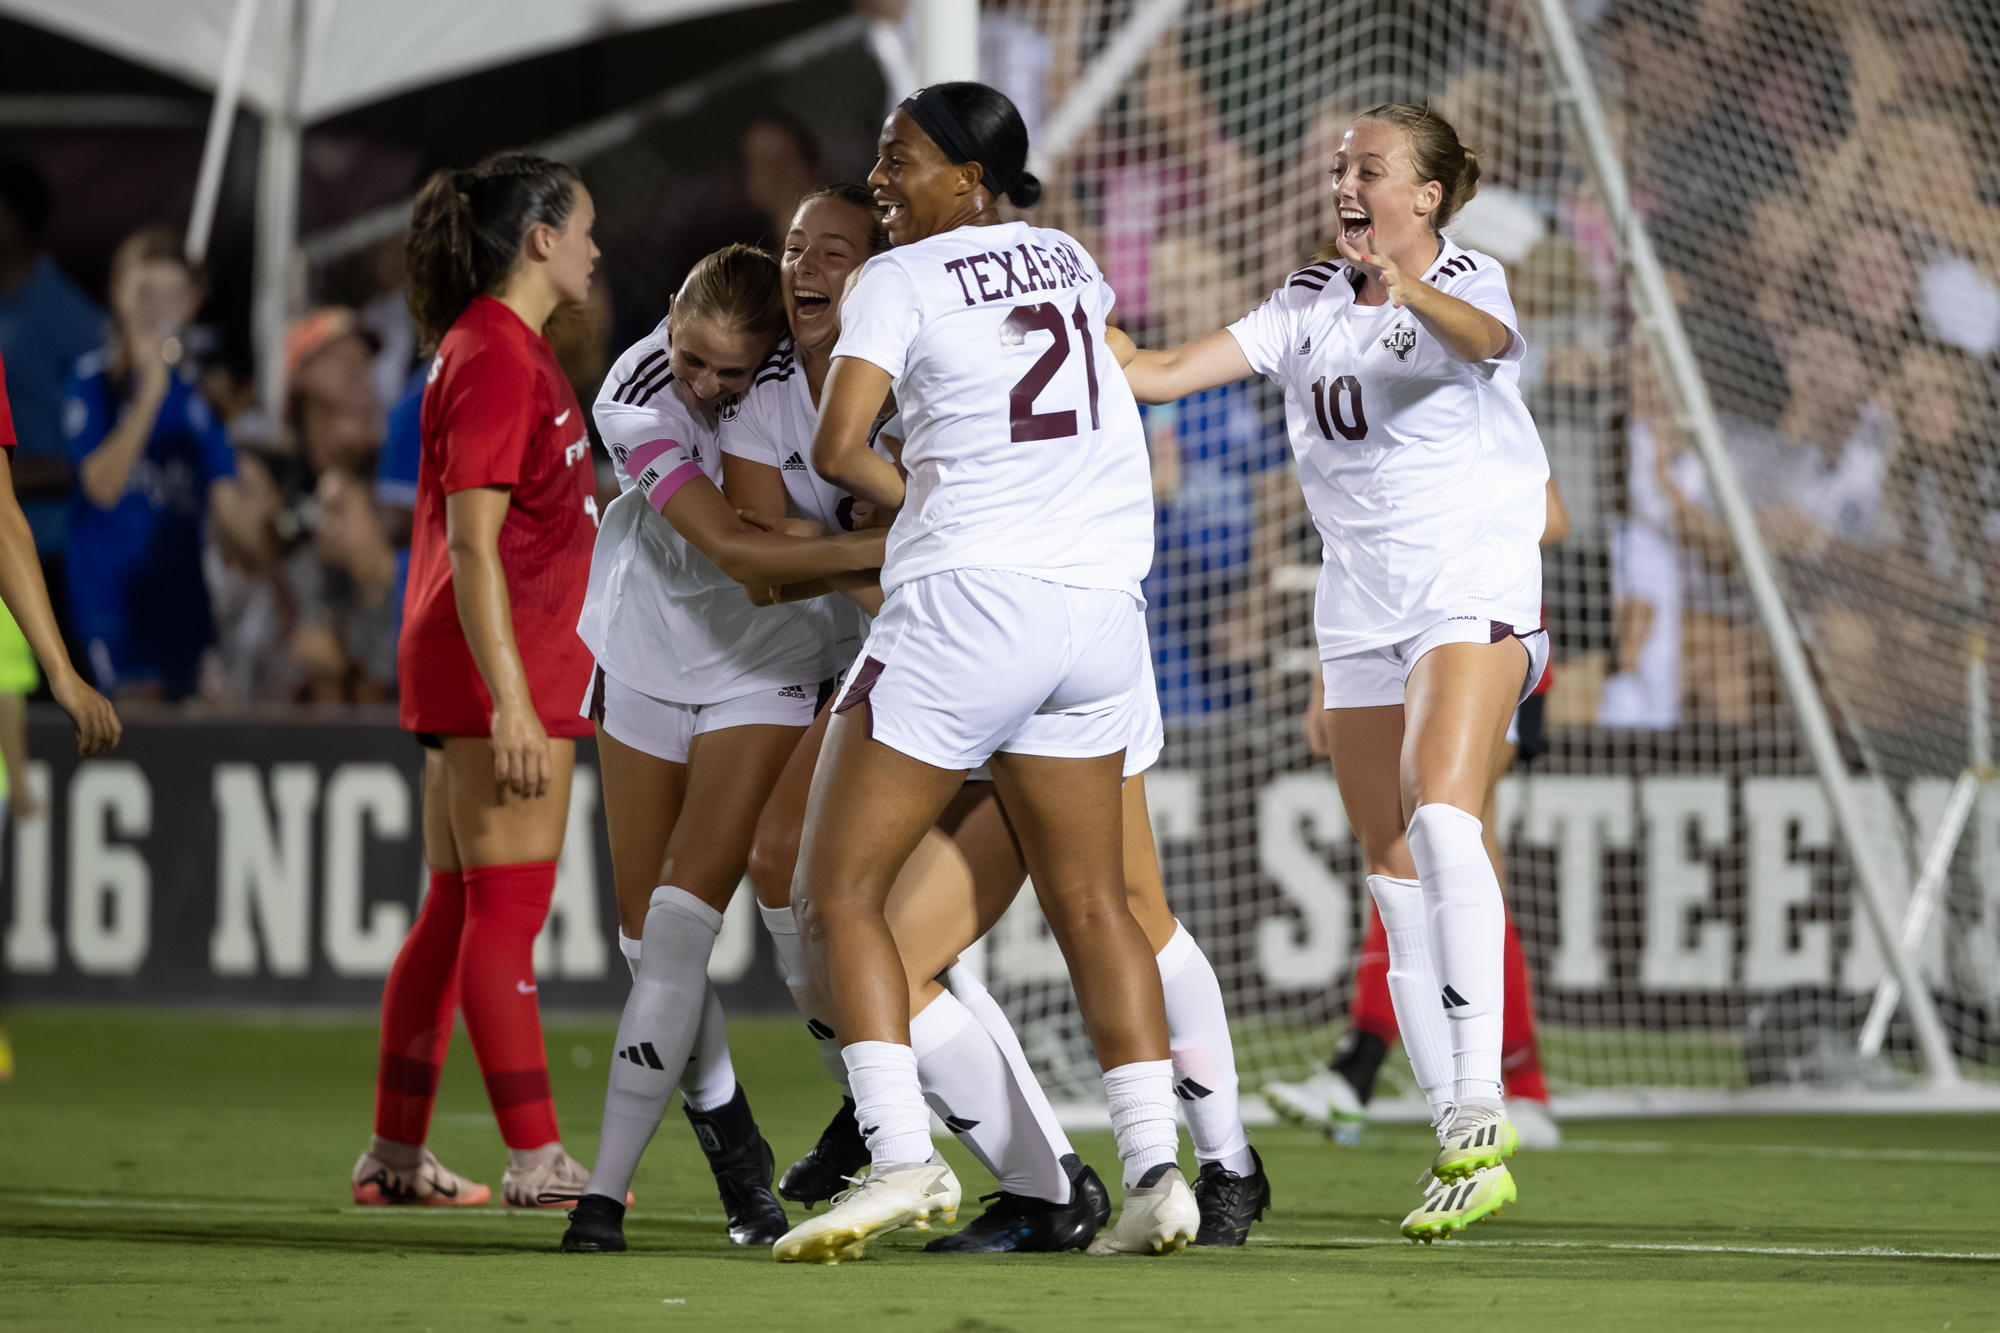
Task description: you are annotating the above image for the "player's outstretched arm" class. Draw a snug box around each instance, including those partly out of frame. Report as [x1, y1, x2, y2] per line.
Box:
[662, 474, 886, 589]
[0, 457, 118, 755]
[1107, 326, 1256, 406]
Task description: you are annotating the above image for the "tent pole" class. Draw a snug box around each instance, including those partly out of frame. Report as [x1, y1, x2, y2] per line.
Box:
[252, 0, 302, 426]
[912, 0, 978, 85]
[186, 0, 261, 265]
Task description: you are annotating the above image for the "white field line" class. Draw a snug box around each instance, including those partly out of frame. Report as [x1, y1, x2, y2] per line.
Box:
[1248, 1236, 2000, 1261]
[1557, 1140, 2000, 1164]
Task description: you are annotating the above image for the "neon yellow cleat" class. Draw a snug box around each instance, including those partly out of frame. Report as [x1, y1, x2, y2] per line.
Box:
[1431, 1099, 1517, 1182]
[1401, 1164, 1515, 1243]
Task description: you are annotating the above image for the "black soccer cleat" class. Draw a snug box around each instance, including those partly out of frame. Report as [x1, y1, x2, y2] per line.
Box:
[1191, 1146, 1271, 1246]
[559, 1193, 627, 1253]
[684, 1083, 790, 1246]
[922, 1154, 1109, 1254]
[777, 1095, 870, 1209]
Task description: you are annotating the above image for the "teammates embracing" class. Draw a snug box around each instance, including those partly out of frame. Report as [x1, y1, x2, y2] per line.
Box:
[351, 84, 1546, 1255]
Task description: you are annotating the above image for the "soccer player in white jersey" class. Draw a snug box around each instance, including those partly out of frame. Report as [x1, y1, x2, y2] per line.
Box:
[770, 82, 1200, 1263]
[1113, 104, 1549, 1243]
[558, 245, 887, 1255]
[722, 184, 1112, 1254]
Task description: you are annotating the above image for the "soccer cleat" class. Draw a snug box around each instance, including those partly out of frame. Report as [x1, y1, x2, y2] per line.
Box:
[1431, 1098, 1517, 1182]
[923, 1154, 1108, 1253]
[559, 1192, 627, 1252]
[778, 1096, 870, 1210]
[1400, 1163, 1515, 1243]
[1191, 1147, 1271, 1246]
[684, 1085, 790, 1245]
[503, 1147, 620, 1210]
[350, 1146, 491, 1207]
[1507, 1096, 1563, 1150]
[1085, 1163, 1200, 1256]
[772, 1154, 961, 1264]
[1260, 1070, 1366, 1146]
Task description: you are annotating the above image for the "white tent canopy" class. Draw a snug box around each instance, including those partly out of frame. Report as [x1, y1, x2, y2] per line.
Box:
[0, 0, 757, 123]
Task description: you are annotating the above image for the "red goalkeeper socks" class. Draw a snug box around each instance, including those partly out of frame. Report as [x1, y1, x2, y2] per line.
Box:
[1500, 913, 1549, 1102]
[459, 861, 561, 1150]
[373, 870, 466, 1146]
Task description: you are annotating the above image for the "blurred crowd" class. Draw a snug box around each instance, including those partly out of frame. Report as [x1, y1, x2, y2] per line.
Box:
[1004, 0, 2000, 745]
[3, 0, 1996, 746]
[0, 110, 830, 706]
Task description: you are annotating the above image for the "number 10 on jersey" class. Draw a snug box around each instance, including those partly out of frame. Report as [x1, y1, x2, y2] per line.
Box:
[1312, 375, 1367, 441]
[1002, 300, 1102, 443]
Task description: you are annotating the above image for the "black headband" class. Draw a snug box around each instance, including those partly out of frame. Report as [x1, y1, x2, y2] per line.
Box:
[901, 87, 1017, 199]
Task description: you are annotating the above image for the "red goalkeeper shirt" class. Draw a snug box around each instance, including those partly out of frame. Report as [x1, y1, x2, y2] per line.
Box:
[398, 296, 596, 738]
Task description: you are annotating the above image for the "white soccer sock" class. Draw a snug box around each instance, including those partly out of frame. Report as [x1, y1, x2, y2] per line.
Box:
[1407, 803, 1506, 1105]
[678, 982, 736, 1113]
[585, 886, 723, 1202]
[760, 901, 847, 1087]
[758, 901, 805, 985]
[843, 1040, 934, 1168]
[1368, 873, 1456, 1125]
[618, 929, 641, 981]
[1157, 922, 1254, 1176]
[945, 962, 1075, 1202]
[911, 988, 1071, 1204]
[1102, 1059, 1180, 1189]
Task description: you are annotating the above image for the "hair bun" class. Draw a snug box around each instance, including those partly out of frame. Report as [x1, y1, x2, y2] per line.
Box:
[1006, 171, 1042, 210]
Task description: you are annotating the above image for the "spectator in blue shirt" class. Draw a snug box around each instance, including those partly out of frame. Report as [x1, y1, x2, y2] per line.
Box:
[0, 155, 104, 628]
[62, 229, 263, 700]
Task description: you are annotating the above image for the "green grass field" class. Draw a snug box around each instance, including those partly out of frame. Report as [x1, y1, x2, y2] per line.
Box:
[3, 1007, 1997, 1332]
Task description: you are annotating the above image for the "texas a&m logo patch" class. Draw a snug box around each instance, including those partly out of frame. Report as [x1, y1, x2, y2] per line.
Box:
[1381, 325, 1418, 361]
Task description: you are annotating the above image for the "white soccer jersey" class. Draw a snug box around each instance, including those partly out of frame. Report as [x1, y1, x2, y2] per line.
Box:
[831, 219, 1155, 599]
[1228, 239, 1549, 659]
[719, 338, 869, 671]
[578, 318, 833, 704]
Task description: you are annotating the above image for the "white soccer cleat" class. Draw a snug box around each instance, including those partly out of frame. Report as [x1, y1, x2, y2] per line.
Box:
[1261, 1070, 1367, 1145]
[1085, 1165, 1200, 1256]
[351, 1147, 491, 1207]
[1506, 1096, 1563, 1150]
[771, 1155, 961, 1264]
[1431, 1097, 1517, 1182]
[502, 1146, 602, 1210]
[1401, 1163, 1516, 1243]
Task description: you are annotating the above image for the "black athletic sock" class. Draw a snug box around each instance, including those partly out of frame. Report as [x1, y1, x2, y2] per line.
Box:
[1329, 1029, 1389, 1104]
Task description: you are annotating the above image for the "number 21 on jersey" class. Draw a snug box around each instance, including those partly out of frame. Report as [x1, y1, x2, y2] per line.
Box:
[1001, 300, 1101, 443]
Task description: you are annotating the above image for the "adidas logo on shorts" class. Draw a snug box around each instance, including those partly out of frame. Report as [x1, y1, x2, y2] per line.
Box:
[782, 451, 807, 471]
[777, 684, 808, 700]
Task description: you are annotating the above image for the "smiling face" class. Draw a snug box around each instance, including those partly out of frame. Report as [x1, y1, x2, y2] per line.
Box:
[1331, 119, 1442, 256]
[535, 183, 599, 307]
[113, 258, 200, 345]
[667, 314, 771, 410]
[867, 108, 981, 246]
[784, 195, 878, 354]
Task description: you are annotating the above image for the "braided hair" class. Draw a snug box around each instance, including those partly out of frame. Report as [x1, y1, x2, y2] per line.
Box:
[406, 152, 581, 350]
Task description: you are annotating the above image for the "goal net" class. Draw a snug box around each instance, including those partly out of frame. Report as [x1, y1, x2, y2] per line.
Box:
[294, 0, 2000, 1111]
[977, 0, 2000, 1108]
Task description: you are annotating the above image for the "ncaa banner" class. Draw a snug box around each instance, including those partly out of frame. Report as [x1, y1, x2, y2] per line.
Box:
[0, 713, 793, 1012]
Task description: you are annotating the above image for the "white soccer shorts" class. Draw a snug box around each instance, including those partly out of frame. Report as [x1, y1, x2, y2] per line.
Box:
[582, 666, 820, 764]
[831, 568, 1153, 772]
[1320, 616, 1551, 711]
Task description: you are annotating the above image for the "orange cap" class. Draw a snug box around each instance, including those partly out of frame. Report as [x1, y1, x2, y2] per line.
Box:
[285, 307, 380, 382]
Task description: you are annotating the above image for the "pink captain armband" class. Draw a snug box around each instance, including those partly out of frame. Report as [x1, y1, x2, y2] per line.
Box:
[625, 438, 705, 514]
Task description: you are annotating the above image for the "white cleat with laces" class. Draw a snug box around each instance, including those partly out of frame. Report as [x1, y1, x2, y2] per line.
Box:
[1085, 1164, 1201, 1256]
[771, 1155, 961, 1264]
